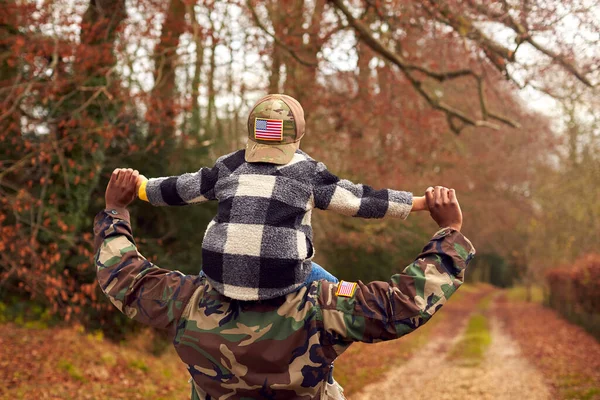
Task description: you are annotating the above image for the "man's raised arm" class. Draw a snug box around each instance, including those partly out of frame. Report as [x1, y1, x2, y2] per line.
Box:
[94, 168, 200, 332]
[319, 186, 475, 343]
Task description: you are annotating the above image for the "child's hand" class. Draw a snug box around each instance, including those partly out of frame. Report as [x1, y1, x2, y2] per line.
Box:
[136, 174, 148, 198]
[411, 196, 428, 212]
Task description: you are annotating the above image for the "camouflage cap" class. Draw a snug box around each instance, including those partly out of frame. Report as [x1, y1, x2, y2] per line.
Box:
[245, 94, 305, 165]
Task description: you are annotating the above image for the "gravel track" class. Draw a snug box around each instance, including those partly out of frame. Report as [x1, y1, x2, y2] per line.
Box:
[355, 303, 551, 400]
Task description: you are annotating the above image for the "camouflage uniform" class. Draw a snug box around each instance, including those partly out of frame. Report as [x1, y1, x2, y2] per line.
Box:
[94, 209, 475, 399]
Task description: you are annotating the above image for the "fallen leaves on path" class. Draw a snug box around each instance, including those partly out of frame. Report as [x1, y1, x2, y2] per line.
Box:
[496, 297, 600, 399]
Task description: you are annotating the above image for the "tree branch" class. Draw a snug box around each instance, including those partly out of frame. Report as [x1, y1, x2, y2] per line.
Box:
[247, 0, 319, 68]
[329, 0, 521, 132]
[469, 0, 595, 88]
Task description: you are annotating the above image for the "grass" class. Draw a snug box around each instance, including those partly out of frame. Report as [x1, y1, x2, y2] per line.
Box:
[57, 359, 86, 382]
[505, 285, 544, 304]
[447, 293, 493, 366]
[100, 352, 117, 366]
[448, 314, 491, 366]
[563, 387, 600, 400]
[129, 359, 149, 373]
[476, 293, 494, 311]
[558, 374, 600, 400]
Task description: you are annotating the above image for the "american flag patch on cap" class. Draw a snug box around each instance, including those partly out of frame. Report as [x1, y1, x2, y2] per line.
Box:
[255, 118, 283, 141]
[335, 280, 357, 298]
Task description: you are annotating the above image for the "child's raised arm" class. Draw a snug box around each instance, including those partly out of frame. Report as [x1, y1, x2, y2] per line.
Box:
[312, 162, 417, 219]
[137, 164, 219, 206]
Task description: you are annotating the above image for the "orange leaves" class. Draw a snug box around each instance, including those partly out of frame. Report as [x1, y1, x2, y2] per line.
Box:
[56, 219, 69, 232]
[497, 297, 600, 398]
[50, 252, 61, 264]
[546, 254, 600, 317]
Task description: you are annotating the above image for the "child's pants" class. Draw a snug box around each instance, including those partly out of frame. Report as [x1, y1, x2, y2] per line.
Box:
[305, 262, 339, 284]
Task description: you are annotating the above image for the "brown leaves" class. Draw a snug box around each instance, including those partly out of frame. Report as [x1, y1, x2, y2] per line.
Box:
[0, 324, 189, 398]
[547, 254, 600, 318]
[496, 296, 600, 398]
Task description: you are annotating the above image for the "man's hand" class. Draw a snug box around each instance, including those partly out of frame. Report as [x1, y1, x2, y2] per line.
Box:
[105, 168, 139, 209]
[425, 186, 462, 231]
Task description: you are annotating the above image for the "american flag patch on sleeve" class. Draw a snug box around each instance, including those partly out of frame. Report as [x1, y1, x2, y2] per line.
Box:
[335, 280, 357, 298]
[255, 118, 283, 141]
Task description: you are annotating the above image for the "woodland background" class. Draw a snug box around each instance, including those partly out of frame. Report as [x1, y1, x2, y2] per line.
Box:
[0, 0, 599, 339]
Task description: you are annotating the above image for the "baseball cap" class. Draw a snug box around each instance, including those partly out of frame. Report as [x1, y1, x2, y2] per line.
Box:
[245, 94, 305, 165]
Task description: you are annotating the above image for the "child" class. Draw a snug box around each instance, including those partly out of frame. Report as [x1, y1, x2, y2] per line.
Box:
[136, 94, 428, 301]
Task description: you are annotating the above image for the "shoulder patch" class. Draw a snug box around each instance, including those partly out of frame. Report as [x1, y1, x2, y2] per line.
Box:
[335, 280, 357, 298]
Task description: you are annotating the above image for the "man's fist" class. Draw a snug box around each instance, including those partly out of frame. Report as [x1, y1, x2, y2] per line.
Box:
[425, 186, 462, 231]
[105, 168, 139, 209]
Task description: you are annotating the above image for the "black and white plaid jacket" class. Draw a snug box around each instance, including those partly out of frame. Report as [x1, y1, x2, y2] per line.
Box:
[142, 149, 413, 300]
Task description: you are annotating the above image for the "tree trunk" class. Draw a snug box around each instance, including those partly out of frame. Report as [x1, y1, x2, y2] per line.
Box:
[151, 0, 186, 141]
[189, 5, 204, 137]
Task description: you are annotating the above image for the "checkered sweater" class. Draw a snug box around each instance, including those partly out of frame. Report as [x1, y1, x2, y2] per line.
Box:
[143, 149, 413, 300]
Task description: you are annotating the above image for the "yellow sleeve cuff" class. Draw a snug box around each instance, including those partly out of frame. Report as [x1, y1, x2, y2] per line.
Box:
[138, 179, 149, 202]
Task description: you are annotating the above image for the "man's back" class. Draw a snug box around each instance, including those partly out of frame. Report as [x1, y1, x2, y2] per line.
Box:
[178, 281, 338, 399]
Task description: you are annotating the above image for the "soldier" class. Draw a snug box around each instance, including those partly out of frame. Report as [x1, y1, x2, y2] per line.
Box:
[95, 168, 474, 399]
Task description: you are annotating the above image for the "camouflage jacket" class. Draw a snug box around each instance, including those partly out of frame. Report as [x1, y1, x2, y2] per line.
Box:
[94, 209, 475, 399]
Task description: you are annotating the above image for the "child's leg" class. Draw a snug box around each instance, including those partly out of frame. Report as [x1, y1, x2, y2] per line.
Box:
[305, 261, 339, 284]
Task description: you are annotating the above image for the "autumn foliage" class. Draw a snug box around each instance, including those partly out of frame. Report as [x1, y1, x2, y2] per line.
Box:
[546, 254, 600, 339]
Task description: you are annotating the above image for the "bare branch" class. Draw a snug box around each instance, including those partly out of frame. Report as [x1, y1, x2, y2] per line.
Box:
[247, 0, 318, 68]
[329, 0, 521, 131]
[469, 0, 594, 88]
[423, 0, 515, 68]
[0, 82, 34, 123]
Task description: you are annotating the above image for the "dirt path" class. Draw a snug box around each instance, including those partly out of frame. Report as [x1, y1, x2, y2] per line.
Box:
[355, 302, 552, 400]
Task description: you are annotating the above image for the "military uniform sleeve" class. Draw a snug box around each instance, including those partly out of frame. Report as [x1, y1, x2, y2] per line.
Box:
[312, 161, 413, 219]
[93, 209, 201, 332]
[318, 228, 475, 343]
[139, 163, 220, 206]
